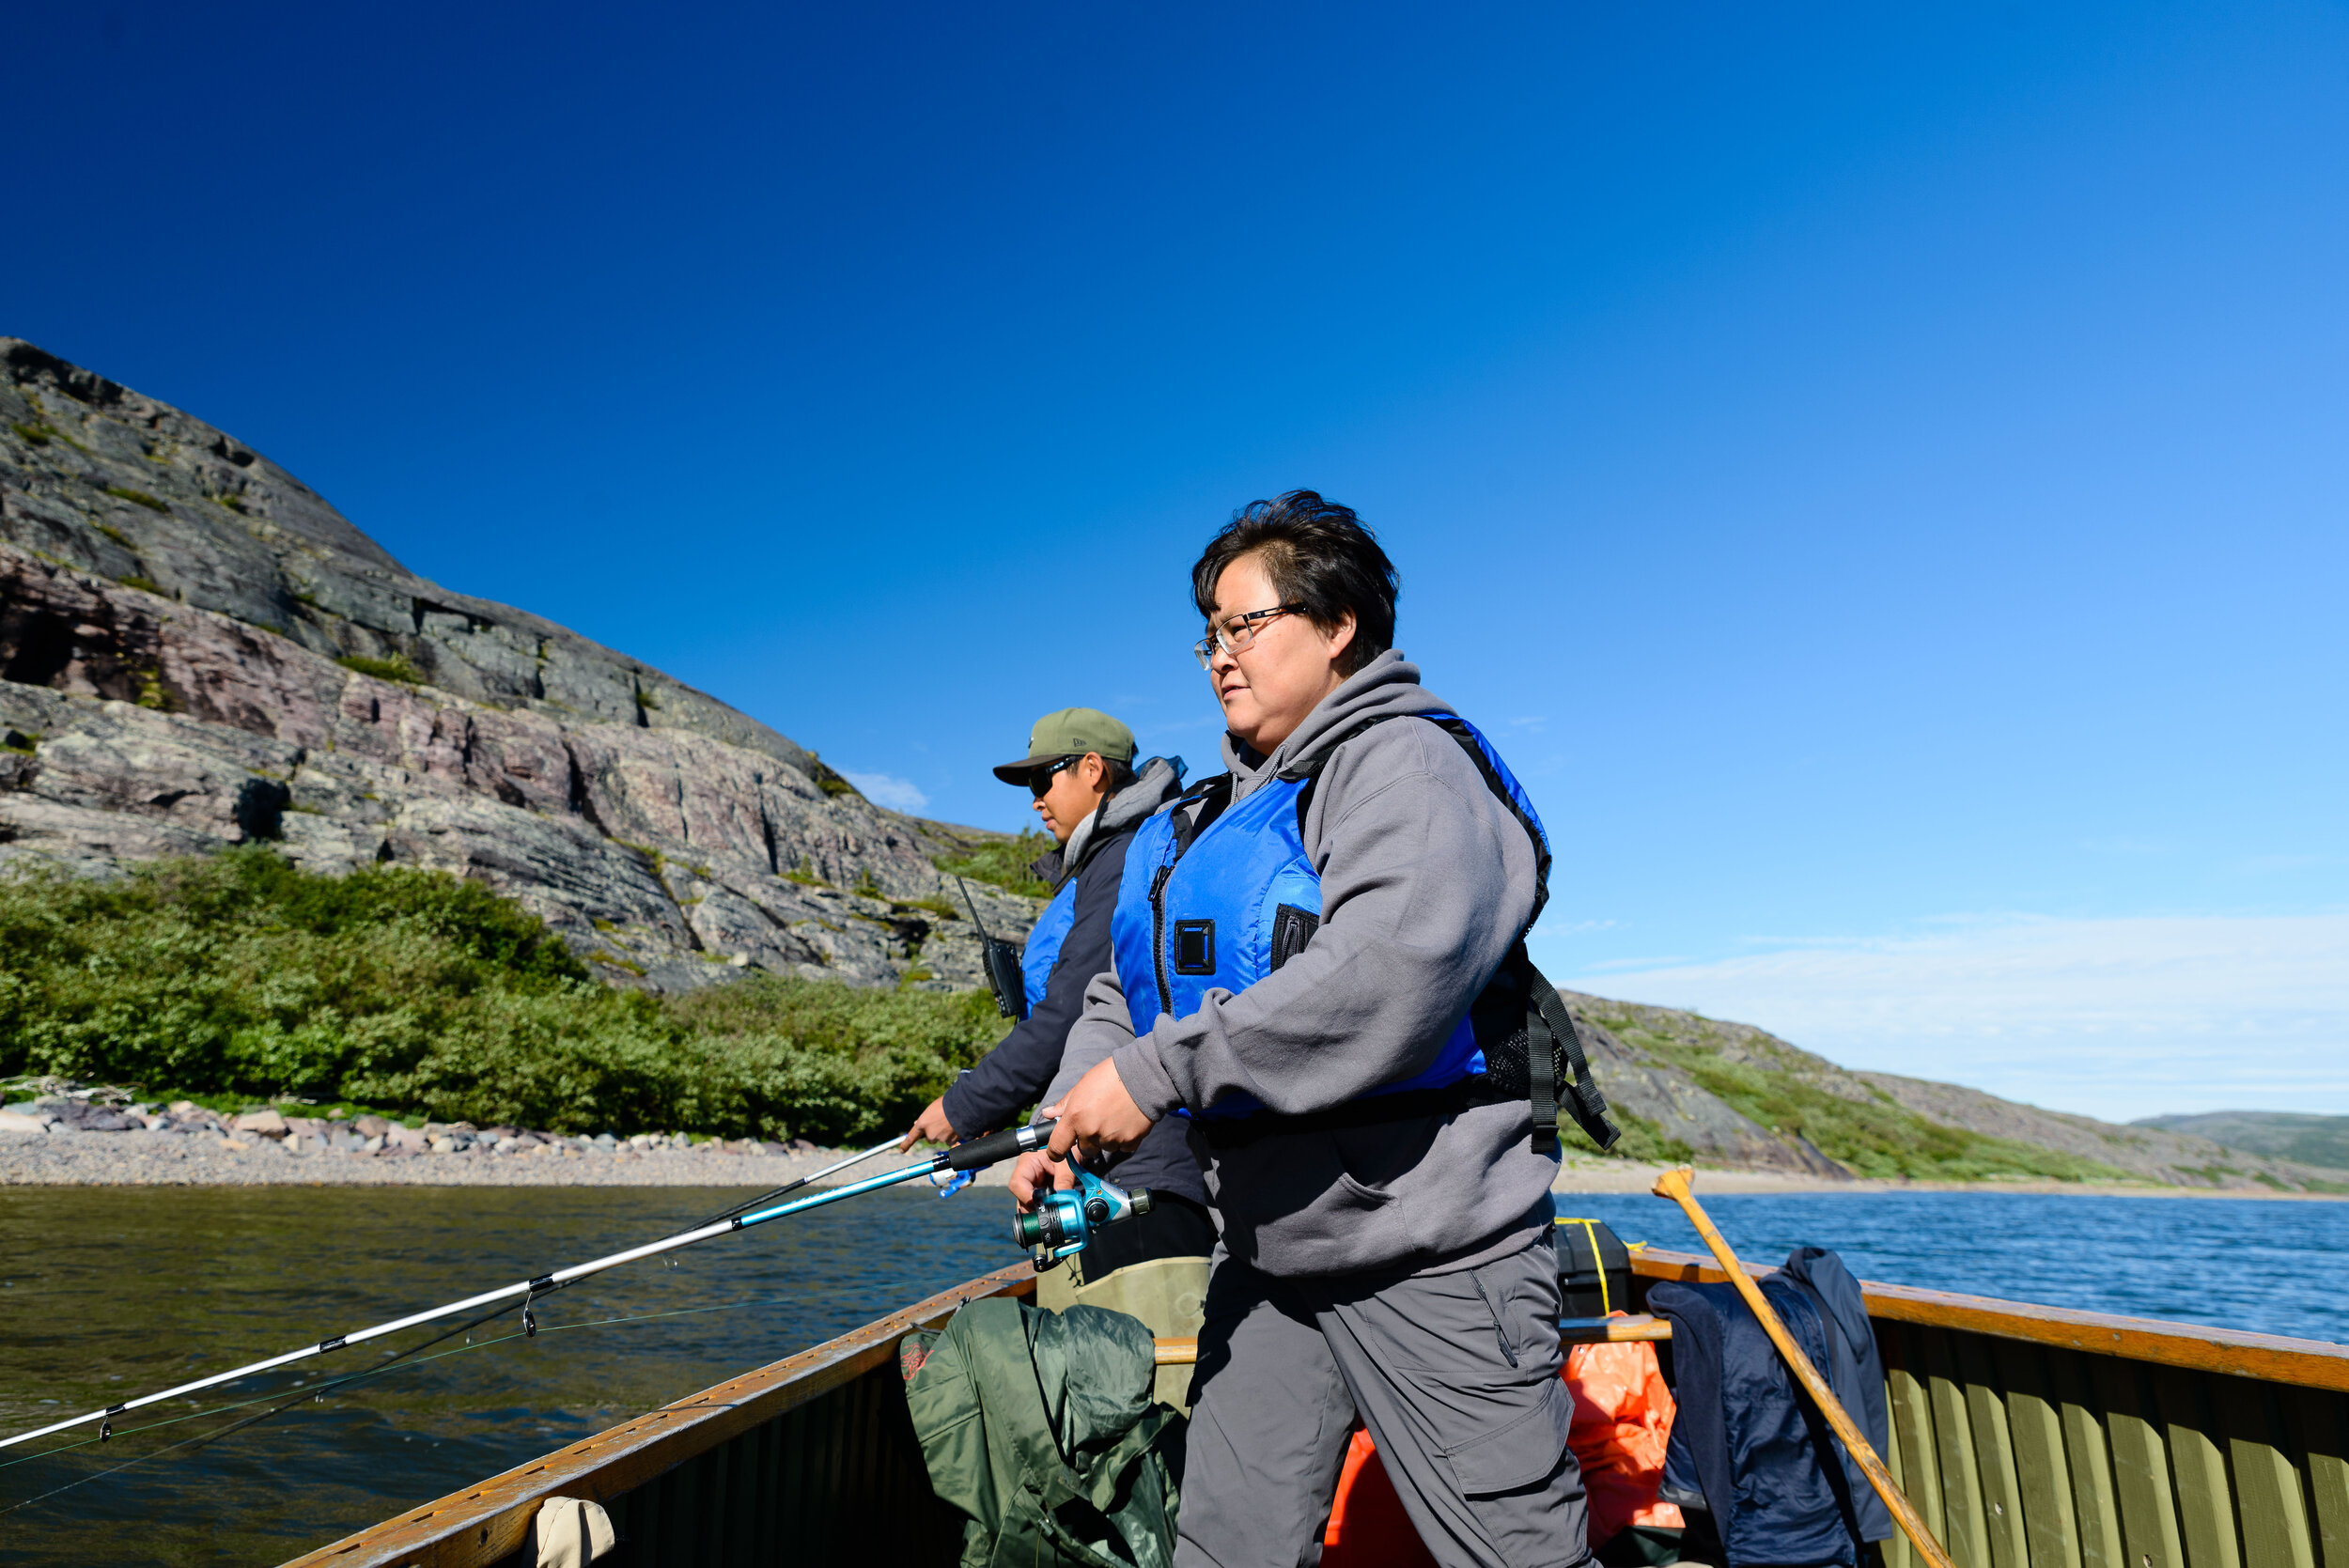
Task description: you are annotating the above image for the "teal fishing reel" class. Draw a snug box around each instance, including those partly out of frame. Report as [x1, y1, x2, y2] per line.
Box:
[1012, 1164, 1153, 1264]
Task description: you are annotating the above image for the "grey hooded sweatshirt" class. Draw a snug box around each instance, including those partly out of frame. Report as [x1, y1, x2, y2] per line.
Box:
[1061, 651, 1558, 1280]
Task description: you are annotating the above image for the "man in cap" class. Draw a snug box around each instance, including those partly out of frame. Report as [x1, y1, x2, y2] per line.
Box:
[904, 709, 1213, 1381]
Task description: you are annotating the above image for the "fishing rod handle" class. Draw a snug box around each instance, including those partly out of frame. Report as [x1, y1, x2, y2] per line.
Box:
[944, 1120, 1055, 1172]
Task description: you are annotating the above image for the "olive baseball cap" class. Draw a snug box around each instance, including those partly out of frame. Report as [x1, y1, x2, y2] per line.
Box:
[992, 707, 1137, 785]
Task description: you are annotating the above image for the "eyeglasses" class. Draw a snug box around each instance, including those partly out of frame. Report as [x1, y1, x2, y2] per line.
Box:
[1193, 603, 1307, 669]
[1028, 756, 1081, 799]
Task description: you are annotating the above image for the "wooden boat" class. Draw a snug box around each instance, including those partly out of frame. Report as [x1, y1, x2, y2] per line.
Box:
[285, 1246, 2349, 1568]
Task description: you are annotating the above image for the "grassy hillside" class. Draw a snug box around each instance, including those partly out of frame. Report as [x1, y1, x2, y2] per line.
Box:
[1563, 995, 2134, 1183]
[0, 851, 1007, 1139]
[2135, 1112, 2349, 1172]
[1562, 992, 2346, 1193]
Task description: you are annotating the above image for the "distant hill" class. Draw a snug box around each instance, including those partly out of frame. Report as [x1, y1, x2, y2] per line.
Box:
[1565, 992, 2347, 1194]
[2133, 1112, 2349, 1173]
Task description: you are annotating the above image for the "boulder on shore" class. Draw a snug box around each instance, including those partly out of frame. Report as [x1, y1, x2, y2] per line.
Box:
[227, 1109, 288, 1139]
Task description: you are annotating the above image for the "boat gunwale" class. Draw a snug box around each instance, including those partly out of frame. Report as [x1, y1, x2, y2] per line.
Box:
[1631, 1246, 2349, 1391]
[280, 1243, 2349, 1567]
[277, 1262, 1036, 1568]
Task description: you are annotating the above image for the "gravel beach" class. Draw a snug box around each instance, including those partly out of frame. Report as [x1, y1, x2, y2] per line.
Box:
[6, 1108, 2321, 1199]
[0, 1110, 1018, 1189]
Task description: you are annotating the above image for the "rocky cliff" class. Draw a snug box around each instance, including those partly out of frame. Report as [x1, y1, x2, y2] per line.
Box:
[0, 338, 1039, 991]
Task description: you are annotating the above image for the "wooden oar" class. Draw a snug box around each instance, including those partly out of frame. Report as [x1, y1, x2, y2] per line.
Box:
[1653, 1165, 1954, 1568]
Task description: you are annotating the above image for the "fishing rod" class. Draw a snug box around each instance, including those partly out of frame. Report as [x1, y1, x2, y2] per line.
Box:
[672, 1134, 903, 1235]
[0, 1121, 1057, 1454]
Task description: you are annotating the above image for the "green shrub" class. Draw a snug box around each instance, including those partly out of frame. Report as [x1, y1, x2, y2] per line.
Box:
[0, 851, 1007, 1141]
[812, 760, 857, 799]
[667, 973, 1007, 1141]
[335, 653, 423, 686]
[14, 421, 85, 452]
[104, 487, 171, 514]
[118, 575, 164, 596]
[894, 896, 960, 922]
[934, 830, 1054, 898]
[94, 522, 132, 547]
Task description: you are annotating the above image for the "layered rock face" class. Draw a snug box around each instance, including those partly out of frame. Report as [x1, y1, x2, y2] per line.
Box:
[0, 339, 1037, 991]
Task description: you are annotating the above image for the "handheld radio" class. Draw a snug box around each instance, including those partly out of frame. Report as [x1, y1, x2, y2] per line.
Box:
[957, 876, 1029, 1020]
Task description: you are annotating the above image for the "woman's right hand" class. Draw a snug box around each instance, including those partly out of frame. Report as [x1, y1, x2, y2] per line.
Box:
[1008, 1149, 1078, 1209]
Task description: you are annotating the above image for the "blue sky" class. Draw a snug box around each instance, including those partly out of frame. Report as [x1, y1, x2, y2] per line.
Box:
[8, 2, 2344, 1119]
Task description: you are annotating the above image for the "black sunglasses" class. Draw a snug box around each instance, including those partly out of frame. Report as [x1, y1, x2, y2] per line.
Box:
[1028, 756, 1081, 799]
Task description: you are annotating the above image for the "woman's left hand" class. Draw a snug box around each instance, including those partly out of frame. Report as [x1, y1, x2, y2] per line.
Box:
[1008, 1150, 1077, 1209]
[1043, 1058, 1155, 1164]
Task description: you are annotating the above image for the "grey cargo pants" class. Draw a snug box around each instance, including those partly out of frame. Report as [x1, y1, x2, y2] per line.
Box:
[1178, 1234, 1591, 1568]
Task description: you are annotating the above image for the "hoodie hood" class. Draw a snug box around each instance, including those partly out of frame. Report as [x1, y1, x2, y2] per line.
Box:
[1061, 754, 1187, 880]
[1222, 649, 1450, 802]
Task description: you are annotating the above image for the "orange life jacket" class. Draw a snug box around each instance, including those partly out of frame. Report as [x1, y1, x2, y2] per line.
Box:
[1320, 1317, 1682, 1567]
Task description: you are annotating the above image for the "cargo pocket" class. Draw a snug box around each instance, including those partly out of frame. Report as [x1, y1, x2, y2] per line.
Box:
[1439, 1375, 1574, 1497]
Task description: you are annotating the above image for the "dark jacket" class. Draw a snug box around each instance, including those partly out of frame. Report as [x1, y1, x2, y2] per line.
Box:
[1650, 1248, 1890, 1567]
[1781, 1247, 1893, 1546]
[941, 759, 1203, 1205]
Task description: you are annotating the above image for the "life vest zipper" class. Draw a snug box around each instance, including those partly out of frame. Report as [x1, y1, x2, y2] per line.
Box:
[1148, 861, 1175, 1019]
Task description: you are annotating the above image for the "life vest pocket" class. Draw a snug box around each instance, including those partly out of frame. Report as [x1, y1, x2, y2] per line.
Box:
[1173, 918, 1216, 974]
[1270, 903, 1319, 970]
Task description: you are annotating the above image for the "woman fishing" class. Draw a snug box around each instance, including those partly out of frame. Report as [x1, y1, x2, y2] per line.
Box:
[1018, 492, 1597, 1568]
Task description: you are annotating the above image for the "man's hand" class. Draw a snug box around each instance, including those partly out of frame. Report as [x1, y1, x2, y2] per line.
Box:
[899, 1095, 958, 1153]
[1043, 1058, 1155, 1165]
[1008, 1149, 1079, 1209]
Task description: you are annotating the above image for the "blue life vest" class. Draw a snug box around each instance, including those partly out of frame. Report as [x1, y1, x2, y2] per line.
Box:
[1109, 713, 1548, 1123]
[1019, 877, 1081, 1010]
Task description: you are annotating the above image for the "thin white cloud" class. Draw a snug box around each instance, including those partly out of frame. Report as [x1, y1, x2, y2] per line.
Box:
[841, 771, 930, 813]
[1549, 912, 2349, 1122]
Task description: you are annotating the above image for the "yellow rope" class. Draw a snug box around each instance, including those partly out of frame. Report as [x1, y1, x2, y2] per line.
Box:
[1558, 1217, 1612, 1314]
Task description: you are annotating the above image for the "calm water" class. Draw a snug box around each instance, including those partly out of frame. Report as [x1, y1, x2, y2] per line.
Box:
[1, 1185, 2343, 1566]
[1553, 1188, 2349, 1343]
[0, 1183, 1011, 1567]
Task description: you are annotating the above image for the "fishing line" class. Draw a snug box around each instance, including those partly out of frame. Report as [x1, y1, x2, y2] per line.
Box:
[0, 1297, 521, 1515]
[0, 1120, 1053, 1454]
[0, 1285, 883, 1517]
[1, 1293, 532, 1473]
[10, 1299, 710, 1470]
[4, 1265, 894, 1471]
